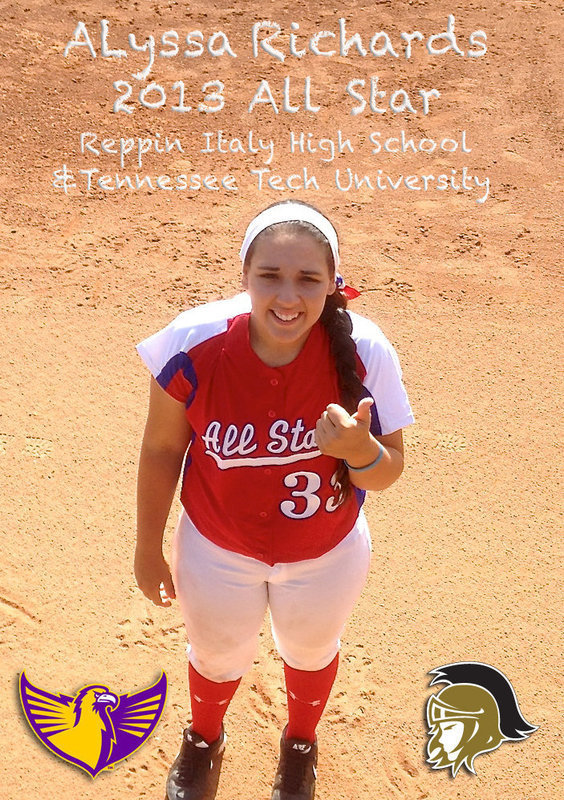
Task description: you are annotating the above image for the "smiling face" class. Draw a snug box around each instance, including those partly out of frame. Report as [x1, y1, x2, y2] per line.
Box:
[242, 227, 335, 366]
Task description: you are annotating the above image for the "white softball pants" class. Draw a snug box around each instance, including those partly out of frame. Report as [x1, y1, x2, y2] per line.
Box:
[171, 510, 372, 682]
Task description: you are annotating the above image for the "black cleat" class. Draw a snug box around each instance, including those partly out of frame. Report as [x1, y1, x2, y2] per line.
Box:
[271, 726, 318, 800]
[165, 727, 226, 800]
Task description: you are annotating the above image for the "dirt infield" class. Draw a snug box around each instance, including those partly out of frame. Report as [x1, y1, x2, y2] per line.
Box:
[1, 1, 562, 798]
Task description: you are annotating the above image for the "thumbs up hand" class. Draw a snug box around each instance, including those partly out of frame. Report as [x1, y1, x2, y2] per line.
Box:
[351, 396, 374, 426]
[315, 397, 377, 462]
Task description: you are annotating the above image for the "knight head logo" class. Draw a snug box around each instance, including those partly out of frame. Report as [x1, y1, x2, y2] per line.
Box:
[425, 662, 537, 777]
[19, 671, 167, 778]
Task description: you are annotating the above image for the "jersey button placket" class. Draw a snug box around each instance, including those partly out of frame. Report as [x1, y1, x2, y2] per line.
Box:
[267, 370, 282, 420]
[264, 371, 281, 523]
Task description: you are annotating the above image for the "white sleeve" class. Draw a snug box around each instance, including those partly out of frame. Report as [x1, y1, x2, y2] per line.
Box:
[350, 312, 415, 436]
[136, 293, 252, 379]
[135, 311, 202, 404]
[136, 313, 193, 379]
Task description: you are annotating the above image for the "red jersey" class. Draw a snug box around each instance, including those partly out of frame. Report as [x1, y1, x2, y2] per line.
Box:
[137, 293, 413, 565]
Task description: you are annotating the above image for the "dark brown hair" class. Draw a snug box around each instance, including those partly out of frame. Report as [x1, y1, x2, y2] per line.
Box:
[243, 200, 365, 503]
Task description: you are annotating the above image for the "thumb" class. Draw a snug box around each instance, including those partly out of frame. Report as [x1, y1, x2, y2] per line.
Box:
[353, 397, 374, 425]
[162, 570, 176, 601]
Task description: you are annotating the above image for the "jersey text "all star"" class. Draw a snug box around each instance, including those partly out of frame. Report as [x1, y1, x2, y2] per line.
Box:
[202, 418, 317, 458]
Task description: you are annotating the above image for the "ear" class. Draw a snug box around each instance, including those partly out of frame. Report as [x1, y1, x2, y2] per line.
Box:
[241, 269, 249, 290]
[326, 276, 336, 295]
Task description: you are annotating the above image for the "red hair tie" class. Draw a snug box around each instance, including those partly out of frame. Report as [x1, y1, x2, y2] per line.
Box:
[335, 273, 361, 300]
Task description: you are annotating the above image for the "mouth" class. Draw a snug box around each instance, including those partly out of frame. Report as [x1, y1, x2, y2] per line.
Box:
[271, 310, 302, 323]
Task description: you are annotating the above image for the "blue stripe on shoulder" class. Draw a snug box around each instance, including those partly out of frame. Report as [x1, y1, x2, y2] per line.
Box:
[156, 352, 198, 408]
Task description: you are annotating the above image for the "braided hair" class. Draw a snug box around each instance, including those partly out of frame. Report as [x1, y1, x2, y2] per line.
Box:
[242, 200, 365, 502]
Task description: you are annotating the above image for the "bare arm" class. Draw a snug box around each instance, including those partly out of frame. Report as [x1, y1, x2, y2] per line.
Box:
[135, 377, 193, 606]
[345, 427, 404, 492]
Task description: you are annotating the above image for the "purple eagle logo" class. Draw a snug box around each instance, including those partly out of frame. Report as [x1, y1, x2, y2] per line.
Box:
[19, 670, 167, 778]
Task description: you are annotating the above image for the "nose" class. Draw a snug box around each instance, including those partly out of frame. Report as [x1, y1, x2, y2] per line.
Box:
[276, 279, 299, 306]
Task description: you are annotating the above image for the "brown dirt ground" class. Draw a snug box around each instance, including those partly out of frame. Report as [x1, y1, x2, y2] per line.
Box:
[1, 1, 562, 798]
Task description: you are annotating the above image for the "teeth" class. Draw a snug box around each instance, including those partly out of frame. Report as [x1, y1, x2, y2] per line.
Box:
[273, 311, 300, 321]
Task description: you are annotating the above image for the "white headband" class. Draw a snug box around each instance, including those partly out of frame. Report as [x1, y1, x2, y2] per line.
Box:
[239, 203, 340, 269]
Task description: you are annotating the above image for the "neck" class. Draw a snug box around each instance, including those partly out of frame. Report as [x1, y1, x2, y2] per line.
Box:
[248, 319, 312, 367]
[250, 340, 304, 367]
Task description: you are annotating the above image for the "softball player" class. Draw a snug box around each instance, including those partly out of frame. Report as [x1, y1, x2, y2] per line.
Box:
[135, 200, 414, 800]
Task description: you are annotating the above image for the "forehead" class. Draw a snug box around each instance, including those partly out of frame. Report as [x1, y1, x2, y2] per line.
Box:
[249, 228, 330, 270]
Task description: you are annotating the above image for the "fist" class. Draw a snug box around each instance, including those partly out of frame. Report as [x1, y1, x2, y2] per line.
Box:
[315, 397, 374, 460]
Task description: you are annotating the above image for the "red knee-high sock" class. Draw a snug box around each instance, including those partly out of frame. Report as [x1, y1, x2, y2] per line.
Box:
[284, 654, 339, 743]
[188, 663, 241, 744]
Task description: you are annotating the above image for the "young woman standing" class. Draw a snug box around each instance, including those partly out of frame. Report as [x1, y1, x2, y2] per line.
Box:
[135, 201, 414, 800]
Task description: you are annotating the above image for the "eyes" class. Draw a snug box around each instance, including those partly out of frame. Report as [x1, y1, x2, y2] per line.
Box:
[257, 272, 321, 284]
